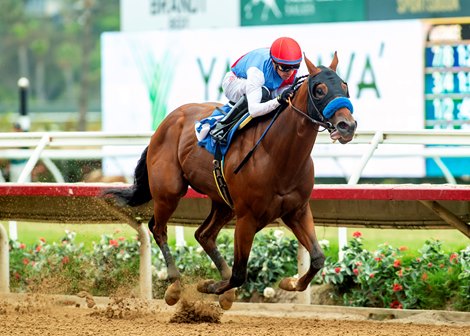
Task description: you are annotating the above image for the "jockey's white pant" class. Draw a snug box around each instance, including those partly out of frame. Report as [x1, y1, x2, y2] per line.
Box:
[222, 72, 247, 103]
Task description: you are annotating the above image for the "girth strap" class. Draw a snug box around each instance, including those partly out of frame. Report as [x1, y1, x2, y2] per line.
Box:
[213, 144, 233, 208]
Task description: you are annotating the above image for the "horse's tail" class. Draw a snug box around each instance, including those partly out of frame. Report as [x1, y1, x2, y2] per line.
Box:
[103, 146, 152, 207]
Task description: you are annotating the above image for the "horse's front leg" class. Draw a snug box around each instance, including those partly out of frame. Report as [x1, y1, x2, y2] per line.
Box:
[195, 202, 234, 281]
[198, 215, 257, 303]
[280, 203, 325, 292]
[195, 202, 236, 310]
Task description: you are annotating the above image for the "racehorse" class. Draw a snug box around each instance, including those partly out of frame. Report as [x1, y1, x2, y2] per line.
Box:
[105, 53, 356, 309]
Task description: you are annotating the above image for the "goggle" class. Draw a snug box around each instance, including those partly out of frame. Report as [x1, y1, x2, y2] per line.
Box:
[276, 63, 300, 72]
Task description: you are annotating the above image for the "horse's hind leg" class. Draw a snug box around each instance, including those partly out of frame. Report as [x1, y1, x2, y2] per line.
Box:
[148, 190, 186, 305]
[195, 201, 234, 280]
[280, 203, 325, 292]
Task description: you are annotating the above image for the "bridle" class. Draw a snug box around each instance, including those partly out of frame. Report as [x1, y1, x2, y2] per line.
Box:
[288, 74, 339, 134]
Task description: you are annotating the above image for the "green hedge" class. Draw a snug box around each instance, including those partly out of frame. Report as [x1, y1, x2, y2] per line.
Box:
[8, 229, 469, 311]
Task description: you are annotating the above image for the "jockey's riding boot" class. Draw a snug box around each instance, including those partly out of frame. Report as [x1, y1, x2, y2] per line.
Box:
[210, 95, 248, 143]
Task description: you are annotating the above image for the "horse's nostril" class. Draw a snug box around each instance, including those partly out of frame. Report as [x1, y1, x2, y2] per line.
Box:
[337, 121, 348, 130]
[337, 120, 356, 134]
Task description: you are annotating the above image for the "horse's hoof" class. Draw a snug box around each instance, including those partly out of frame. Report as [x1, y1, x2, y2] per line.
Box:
[197, 279, 215, 294]
[279, 277, 297, 291]
[218, 288, 236, 310]
[164, 280, 181, 306]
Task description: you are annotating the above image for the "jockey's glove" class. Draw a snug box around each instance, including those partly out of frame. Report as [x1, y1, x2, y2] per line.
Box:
[277, 87, 295, 106]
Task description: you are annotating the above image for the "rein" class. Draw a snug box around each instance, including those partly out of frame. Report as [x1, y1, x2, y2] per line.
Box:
[289, 75, 335, 133]
[289, 100, 334, 132]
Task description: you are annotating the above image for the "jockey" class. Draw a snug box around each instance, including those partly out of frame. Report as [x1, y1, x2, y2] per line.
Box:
[210, 36, 302, 142]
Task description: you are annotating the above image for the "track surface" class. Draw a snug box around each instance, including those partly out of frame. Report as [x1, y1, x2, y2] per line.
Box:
[1, 294, 468, 336]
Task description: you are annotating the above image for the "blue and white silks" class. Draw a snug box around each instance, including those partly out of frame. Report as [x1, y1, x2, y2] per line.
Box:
[195, 104, 250, 156]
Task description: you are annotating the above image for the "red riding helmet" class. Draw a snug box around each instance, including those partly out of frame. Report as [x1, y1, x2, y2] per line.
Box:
[270, 37, 302, 65]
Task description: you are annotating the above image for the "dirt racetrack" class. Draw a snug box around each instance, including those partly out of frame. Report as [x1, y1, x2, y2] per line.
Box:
[1, 293, 469, 336]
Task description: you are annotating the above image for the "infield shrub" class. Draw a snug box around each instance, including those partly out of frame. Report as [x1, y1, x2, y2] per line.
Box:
[8, 228, 469, 311]
[320, 231, 470, 311]
[9, 230, 91, 293]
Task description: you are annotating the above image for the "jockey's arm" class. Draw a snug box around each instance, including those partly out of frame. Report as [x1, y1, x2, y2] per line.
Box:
[245, 67, 281, 118]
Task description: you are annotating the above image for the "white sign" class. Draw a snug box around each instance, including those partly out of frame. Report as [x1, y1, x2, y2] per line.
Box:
[102, 21, 426, 177]
[120, 0, 240, 31]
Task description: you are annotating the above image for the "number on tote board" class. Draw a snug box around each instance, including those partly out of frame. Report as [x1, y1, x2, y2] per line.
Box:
[431, 45, 455, 68]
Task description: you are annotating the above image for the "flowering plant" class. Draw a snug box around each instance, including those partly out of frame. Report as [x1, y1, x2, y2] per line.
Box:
[319, 231, 469, 310]
[9, 230, 89, 293]
[7, 229, 469, 311]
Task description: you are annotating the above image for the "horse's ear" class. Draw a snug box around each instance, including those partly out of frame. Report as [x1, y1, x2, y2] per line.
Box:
[304, 53, 321, 76]
[329, 51, 338, 71]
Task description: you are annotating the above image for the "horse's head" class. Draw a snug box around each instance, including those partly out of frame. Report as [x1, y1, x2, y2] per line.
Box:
[299, 52, 356, 144]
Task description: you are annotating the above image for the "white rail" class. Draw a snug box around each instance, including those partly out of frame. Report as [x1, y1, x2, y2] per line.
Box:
[1, 130, 469, 183]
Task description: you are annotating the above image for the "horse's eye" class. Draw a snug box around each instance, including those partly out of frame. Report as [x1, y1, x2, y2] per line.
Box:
[315, 87, 325, 96]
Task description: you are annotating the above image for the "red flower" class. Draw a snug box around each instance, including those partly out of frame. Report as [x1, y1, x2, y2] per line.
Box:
[374, 257, 381, 262]
[421, 273, 428, 281]
[355, 261, 362, 267]
[321, 271, 326, 277]
[397, 269, 403, 277]
[352, 231, 362, 238]
[392, 283, 403, 292]
[22, 258, 29, 265]
[109, 239, 119, 247]
[39, 237, 46, 243]
[399, 246, 408, 251]
[118, 237, 126, 241]
[369, 273, 375, 279]
[393, 259, 401, 268]
[449, 253, 458, 263]
[14, 272, 21, 280]
[19, 243, 26, 249]
[390, 300, 403, 309]
[334, 267, 341, 274]
[35, 245, 42, 252]
[353, 269, 359, 275]
[61, 256, 70, 264]
[427, 262, 433, 268]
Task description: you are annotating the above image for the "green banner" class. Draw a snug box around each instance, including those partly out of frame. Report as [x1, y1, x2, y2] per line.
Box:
[367, 0, 470, 20]
[240, 0, 365, 26]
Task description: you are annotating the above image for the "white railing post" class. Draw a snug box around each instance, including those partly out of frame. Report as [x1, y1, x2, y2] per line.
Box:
[432, 157, 457, 184]
[175, 226, 186, 247]
[297, 244, 310, 304]
[137, 224, 152, 300]
[17, 134, 50, 183]
[0, 223, 9, 293]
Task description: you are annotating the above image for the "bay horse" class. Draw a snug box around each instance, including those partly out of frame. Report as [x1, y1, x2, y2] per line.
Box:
[105, 53, 356, 309]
